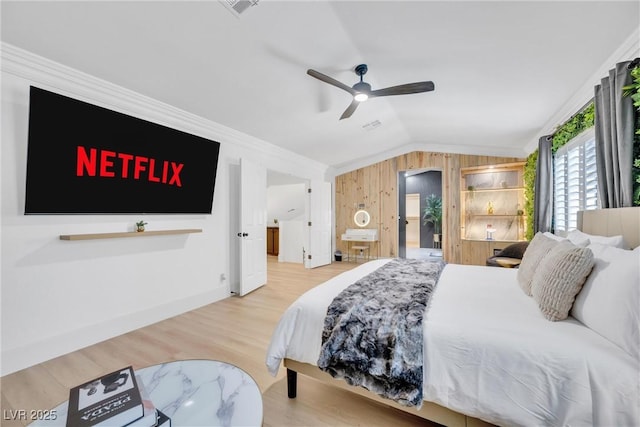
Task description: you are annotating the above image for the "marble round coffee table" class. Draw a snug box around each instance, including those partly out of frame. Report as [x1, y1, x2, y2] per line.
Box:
[30, 359, 263, 426]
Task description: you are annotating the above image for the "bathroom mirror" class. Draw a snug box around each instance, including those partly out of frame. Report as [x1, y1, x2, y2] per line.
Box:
[354, 210, 371, 227]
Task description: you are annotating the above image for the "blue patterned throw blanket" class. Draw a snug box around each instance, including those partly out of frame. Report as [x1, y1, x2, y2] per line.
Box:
[317, 258, 445, 407]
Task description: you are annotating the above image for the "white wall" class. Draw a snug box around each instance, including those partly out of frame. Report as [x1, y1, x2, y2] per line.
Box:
[267, 184, 306, 226]
[0, 44, 329, 375]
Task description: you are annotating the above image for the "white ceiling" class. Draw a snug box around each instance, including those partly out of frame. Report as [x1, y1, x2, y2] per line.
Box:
[2, 1, 639, 172]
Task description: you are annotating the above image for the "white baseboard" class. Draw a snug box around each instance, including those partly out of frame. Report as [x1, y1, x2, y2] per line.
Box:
[1, 287, 229, 376]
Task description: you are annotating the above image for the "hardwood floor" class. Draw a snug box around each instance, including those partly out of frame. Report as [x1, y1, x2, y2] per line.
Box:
[1, 257, 438, 426]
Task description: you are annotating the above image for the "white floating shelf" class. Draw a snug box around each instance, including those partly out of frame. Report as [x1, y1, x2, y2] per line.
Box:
[59, 229, 203, 241]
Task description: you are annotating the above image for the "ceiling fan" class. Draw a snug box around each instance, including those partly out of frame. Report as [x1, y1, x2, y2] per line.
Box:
[307, 64, 435, 120]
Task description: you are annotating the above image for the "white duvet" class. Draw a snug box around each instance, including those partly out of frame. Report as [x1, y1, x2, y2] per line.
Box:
[266, 260, 640, 427]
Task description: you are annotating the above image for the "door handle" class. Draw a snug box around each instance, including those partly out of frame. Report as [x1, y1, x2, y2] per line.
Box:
[405, 220, 409, 225]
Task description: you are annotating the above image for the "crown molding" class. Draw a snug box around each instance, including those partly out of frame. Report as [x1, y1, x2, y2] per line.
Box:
[0, 42, 329, 176]
[524, 27, 640, 154]
[330, 141, 528, 177]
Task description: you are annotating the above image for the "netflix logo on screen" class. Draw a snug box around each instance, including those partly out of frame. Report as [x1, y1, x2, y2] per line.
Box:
[76, 146, 184, 187]
[24, 86, 220, 214]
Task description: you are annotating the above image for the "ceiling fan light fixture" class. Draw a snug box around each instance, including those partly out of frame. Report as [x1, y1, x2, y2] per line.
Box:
[353, 81, 371, 102]
[354, 92, 369, 102]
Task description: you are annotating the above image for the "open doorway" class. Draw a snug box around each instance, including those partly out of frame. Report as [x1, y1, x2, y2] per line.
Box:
[230, 166, 330, 296]
[398, 169, 443, 260]
[265, 171, 332, 268]
[267, 170, 307, 264]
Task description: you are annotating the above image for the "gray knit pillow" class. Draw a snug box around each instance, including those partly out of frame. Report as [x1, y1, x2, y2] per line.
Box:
[517, 232, 559, 296]
[531, 241, 595, 321]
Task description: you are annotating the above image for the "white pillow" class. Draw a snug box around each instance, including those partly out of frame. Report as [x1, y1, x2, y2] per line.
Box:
[567, 229, 626, 249]
[571, 243, 640, 359]
[544, 231, 591, 246]
[517, 232, 560, 296]
[543, 232, 565, 241]
[531, 241, 595, 321]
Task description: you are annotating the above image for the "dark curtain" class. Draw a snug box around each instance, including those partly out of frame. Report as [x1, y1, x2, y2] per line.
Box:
[534, 135, 553, 233]
[594, 61, 635, 208]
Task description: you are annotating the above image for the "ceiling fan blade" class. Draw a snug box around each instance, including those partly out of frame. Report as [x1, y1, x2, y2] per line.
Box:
[369, 81, 435, 98]
[340, 99, 360, 120]
[307, 69, 356, 95]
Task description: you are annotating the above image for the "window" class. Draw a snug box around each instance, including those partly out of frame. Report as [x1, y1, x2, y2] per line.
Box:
[553, 128, 598, 233]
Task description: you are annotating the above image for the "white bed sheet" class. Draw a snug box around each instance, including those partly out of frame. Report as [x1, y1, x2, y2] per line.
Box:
[425, 264, 639, 426]
[265, 260, 640, 427]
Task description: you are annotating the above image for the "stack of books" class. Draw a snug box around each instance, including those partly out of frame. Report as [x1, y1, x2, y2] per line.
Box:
[66, 366, 171, 427]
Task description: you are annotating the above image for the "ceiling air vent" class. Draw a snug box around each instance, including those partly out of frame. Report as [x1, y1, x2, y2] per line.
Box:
[362, 120, 382, 131]
[222, 0, 259, 17]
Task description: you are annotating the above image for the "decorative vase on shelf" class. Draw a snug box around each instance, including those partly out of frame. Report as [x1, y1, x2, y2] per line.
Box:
[487, 201, 494, 215]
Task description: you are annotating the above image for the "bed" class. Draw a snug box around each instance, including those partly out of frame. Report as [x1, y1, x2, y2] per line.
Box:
[266, 207, 640, 426]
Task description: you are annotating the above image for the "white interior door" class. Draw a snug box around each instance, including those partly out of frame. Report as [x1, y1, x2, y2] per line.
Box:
[305, 180, 332, 268]
[239, 158, 267, 296]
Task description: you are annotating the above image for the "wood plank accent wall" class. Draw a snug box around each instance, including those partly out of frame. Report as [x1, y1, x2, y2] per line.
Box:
[335, 152, 525, 264]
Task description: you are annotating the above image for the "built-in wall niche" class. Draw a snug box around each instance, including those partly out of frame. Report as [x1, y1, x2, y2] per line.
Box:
[460, 162, 526, 242]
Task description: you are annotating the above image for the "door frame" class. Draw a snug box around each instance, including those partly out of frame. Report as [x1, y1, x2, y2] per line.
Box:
[398, 168, 443, 259]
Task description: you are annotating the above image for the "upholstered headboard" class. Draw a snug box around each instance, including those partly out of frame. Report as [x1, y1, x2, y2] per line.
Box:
[578, 207, 640, 249]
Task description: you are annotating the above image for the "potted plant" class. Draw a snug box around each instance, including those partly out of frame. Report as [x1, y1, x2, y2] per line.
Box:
[136, 220, 147, 232]
[423, 194, 442, 246]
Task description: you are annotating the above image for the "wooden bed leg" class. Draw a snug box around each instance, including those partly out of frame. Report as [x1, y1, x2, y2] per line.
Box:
[287, 368, 297, 398]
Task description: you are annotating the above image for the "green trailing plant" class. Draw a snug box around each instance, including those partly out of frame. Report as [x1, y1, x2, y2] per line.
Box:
[551, 102, 595, 154]
[523, 150, 537, 241]
[422, 194, 442, 235]
[622, 65, 640, 116]
[622, 64, 640, 205]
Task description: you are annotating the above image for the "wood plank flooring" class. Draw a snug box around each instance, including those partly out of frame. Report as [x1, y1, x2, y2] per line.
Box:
[1, 257, 439, 426]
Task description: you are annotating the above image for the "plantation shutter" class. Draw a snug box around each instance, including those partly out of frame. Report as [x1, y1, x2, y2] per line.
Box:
[554, 153, 568, 232]
[584, 137, 598, 211]
[553, 129, 598, 233]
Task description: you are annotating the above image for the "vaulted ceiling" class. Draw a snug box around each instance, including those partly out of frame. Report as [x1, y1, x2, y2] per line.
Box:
[2, 1, 639, 172]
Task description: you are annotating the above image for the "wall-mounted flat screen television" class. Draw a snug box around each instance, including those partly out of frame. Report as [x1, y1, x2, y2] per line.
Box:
[25, 86, 220, 214]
